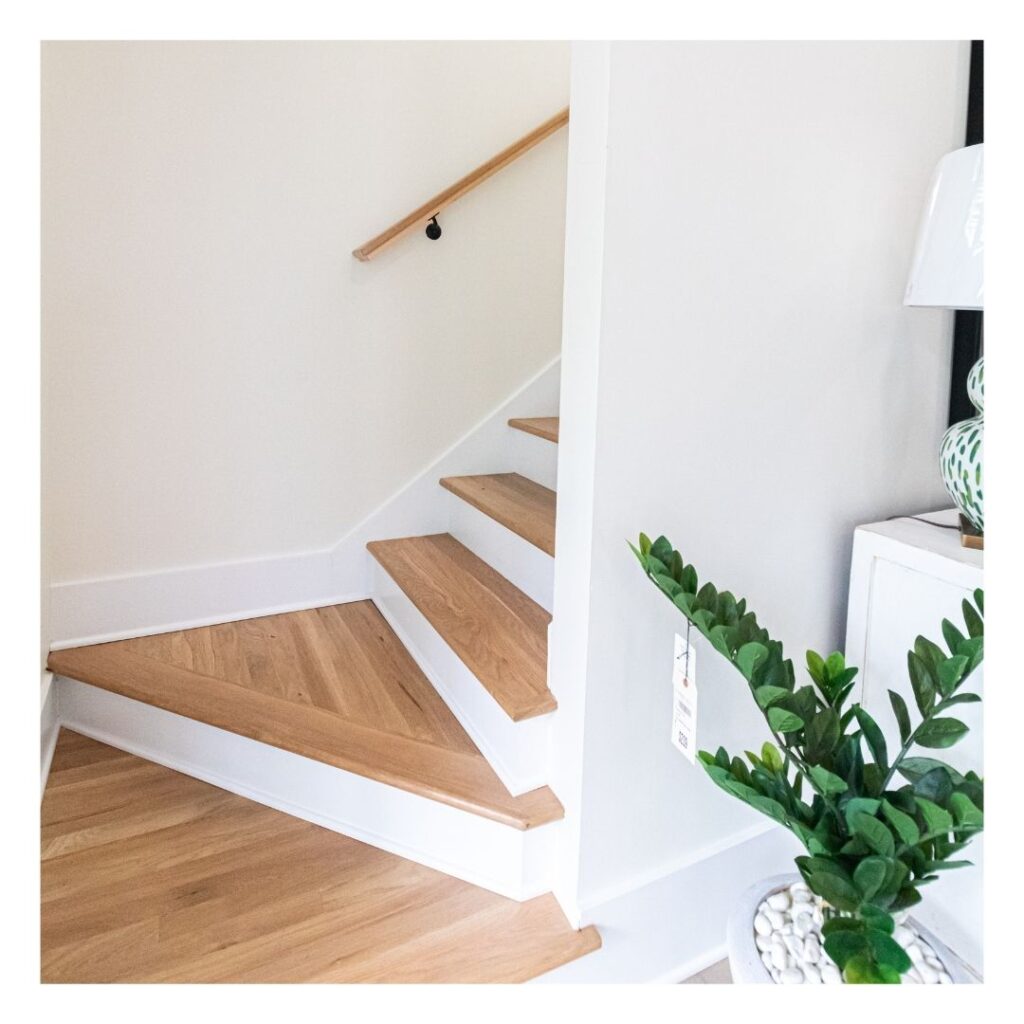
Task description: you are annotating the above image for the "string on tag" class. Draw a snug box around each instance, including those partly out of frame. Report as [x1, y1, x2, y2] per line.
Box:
[684, 617, 692, 679]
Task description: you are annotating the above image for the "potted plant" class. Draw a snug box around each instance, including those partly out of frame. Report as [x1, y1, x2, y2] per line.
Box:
[631, 533, 984, 984]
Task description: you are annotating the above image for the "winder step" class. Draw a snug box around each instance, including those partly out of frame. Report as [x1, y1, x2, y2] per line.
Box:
[367, 534, 555, 722]
[440, 473, 556, 557]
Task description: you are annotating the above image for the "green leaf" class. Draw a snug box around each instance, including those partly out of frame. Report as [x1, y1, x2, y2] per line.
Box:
[942, 691, 981, 707]
[760, 741, 783, 773]
[916, 797, 954, 836]
[825, 651, 846, 679]
[888, 690, 912, 745]
[937, 655, 969, 696]
[850, 811, 895, 857]
[859, 905, 894, 934]
[941, 618, 967, 655]
[907, 651, 935, 715]
[962, 598, 984, 639]
[804, 708, 840, 760]
[949, 792, 983, 829]
[708, 624, 733, 658]
[806, 650, 826, 685]
[897, 757, 964, 786]
[866, 930, 913, 973]
[638, 533, 652, 557]
[915, 717, 969, 749]
[808, 764, 848, 796]
[973, 588, 984, 616]
[823, 929, 867, 969]
[754, 685, 790, 709]
[736, 642, 769, 681]
[767, 707, 805, 733]
[855, 707, 888, 772]
[853, 857, 889, 901]
[650, 536, 673, 564]
[881, 800, 920, 846]
[680, 564, 698, 595]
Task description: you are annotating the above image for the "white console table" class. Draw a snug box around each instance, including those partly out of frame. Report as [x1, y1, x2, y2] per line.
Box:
[845, 508, 983, 975]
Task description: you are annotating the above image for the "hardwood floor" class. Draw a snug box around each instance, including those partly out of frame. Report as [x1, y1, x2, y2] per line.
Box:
[368, 534, 555, 720]
[47, 602, 562, 829]
[439, 473, 556, 556]
[508, 416, 559, 443]
[41, 730, 600, 983]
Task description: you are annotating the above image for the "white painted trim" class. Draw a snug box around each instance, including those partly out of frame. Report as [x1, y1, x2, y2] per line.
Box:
[55, 676, 559, 901]
[49, 358, 561, 648]
[40, 671, 59, 798]
[370, 561, 551, 797]
[576, 819, 777, 916]
[530, 826, 796, 984]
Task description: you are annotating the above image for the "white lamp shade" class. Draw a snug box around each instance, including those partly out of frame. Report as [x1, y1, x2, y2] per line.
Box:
[904, 143, 984, 310]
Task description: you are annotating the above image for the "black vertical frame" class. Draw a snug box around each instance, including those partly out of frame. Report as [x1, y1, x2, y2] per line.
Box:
[948, 40, 984, 426]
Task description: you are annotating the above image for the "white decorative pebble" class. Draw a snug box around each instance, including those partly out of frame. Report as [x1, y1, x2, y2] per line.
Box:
[821, 963, 842, 984]
[751, 881, 955, 985]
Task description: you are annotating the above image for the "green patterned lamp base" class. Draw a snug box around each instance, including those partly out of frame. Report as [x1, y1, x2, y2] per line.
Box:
[940, 356, 984, 542]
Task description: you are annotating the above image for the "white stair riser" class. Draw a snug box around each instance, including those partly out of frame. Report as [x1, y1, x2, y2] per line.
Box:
[445, 494, 555, 613]
[507, 429, 558, 490]
[370, 561, 552, 797]
[55, 676, 559, 901]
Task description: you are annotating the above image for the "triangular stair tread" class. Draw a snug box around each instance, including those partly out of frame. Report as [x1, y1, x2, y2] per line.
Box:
[47, 602, 563, 831]
[368, 534, 555, 721]
[440, 473, 556, 556]
[508, 416, 559, 443]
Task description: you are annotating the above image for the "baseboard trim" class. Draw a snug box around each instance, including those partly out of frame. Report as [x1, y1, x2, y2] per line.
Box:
[531, 826, 796, 983]
[55, 676, 557, 901]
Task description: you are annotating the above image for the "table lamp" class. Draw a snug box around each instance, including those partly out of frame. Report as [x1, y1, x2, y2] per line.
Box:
[905, 143, 984, 547]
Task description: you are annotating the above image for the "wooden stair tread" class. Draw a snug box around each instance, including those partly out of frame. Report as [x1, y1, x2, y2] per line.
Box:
[47, 603, 563, 831]
[367, 534, 555, 721]
[440, 473, 556, 556]
[41, 730, 601, 982]
[508, 416, 559, 443]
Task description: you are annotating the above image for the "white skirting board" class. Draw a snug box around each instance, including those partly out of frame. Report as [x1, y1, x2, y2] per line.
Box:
[531, 825, 798, 983]
[54, 676, 560, 902]
[371, 561, 552, 797]
[49, 358, 561, 648]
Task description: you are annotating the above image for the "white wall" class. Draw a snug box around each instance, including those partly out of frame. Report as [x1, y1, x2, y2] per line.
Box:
[556, 41, 969, 912]
[42, 41, 568, 585]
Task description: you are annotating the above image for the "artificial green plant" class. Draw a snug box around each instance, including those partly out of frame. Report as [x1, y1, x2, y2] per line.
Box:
[631, 533, 984, 985]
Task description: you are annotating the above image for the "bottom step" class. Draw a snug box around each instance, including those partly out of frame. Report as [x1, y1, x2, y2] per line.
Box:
[54, 676, 558, 901]
[42, 730, 601, 982]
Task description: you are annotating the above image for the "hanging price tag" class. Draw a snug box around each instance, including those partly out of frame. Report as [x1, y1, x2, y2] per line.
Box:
[672, 631, 698, 762]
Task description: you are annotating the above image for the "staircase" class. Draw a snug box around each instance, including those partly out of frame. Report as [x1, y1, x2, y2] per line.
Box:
[47, 412, 594, 974]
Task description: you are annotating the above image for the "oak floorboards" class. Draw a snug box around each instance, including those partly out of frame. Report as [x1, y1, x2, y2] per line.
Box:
[368, 534, 555, 720]
[47, 601, 562, 829]
[439, 473, 556, 556]
[41, 731, 600, 983]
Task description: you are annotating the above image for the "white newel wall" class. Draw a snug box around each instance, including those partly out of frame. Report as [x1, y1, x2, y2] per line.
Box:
[548, 41, 969, 973]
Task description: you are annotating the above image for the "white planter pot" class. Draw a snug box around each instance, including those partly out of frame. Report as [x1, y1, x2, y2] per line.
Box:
[726, 873, 976, 985]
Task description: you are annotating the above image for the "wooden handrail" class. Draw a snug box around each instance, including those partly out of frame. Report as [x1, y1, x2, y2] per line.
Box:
[352, 107, 570, 262]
